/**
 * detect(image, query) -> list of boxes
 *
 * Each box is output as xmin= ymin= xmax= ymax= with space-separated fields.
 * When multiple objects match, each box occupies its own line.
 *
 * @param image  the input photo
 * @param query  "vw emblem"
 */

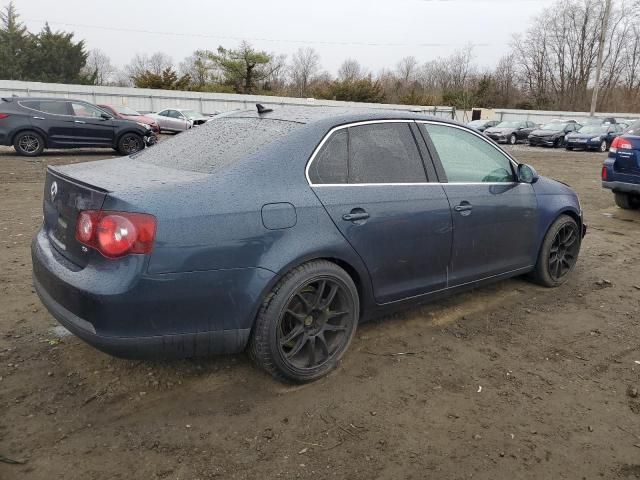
xmin=50 ymin=181 xmax=58 ymax=202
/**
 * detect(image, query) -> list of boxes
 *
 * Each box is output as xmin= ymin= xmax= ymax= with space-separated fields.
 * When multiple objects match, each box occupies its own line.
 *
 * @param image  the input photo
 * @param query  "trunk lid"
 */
xmin=44 ymin=168 xmax=108 ymax=267
xmin=614 ymin=136 xmax=640 ymax=176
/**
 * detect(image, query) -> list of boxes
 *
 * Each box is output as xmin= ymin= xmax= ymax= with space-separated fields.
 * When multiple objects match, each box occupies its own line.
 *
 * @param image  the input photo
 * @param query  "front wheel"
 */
xmin=599 ymin=140 xmax=608 ymax=153
xmin=117 ymin=133 xmax=144 ymax=156
xmin=530 ymin=215 xmax=581 ymax=287
xmin=509 ymin=134 xmax=517 ymax=145
xmin=13 ymin=131 xmax=45 ymax=157
xmin=614 ymin=192 xmax=640 ymax=210
xmin=248 ymin=260 xmax=359 ymax=383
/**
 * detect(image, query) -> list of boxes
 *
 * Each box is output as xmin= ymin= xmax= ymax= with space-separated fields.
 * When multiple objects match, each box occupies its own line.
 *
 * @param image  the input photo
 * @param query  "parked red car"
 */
xmin=98 ymin=104 xmax=160 ymax=134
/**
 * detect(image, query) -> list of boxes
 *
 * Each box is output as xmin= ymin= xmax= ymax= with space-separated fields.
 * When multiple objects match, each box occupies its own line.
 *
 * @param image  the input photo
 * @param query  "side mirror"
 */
xmin=518 ymin=164 xmax=539 ymax=184
xmin=100 ymin=113 xmax=111 ymax=120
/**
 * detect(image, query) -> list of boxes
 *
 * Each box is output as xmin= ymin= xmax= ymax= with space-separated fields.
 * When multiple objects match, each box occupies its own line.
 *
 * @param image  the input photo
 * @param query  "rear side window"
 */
xmin=348 ymin=123 xmax=426 ymax=184
xmin=135 ymin=117 xmax=301 ymax=173
xmin=423 ymin=124 xmax=514 ymax=183
xmin=20 ymin=100 xmax=70 ymax=116
xmin=309 ymin=130 xmax=348 ymax=184
xmin=626 ymin=120 xmax=640 ymax=135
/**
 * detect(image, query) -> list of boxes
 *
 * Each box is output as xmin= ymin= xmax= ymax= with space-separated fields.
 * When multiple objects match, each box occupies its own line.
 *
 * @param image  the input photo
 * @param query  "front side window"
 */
xmin=309 ymin=129 xmax=348 ymax=184
xmin=71 ymin=102 xmax=105 ymax=118
xmin=348 ymin=123 xmax=426 ymax=184
xmin=423 ymin=124 xmax=514 ymax=183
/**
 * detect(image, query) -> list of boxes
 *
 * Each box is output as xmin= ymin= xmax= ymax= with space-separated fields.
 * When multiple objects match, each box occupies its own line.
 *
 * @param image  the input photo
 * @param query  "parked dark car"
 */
xmin=528 ymin=121 xmax=581 ymax=148
xmin=566 ymin=123 xmax=623 ymax=152
xmin=32 ymin=107 xmax=585 ymax=382
xmin=467 ymin=119 xmax=499 ymax=132
xmin=98 ymin=104 xmax=160 ymax=135
xmin=484 ymin=120 xmax=537 ymax=144
xmin=602 ymin=119 xmax=640 ymax=209
xmin=0 ymin=97 xmax=155 ymax=157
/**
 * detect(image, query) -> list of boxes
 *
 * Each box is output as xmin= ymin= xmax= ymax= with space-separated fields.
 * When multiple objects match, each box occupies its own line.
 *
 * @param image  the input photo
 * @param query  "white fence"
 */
xmin=493 ymin=108 xmax=640 ymax=124
xmin=0 ymin=80 xmax=455 ymax=118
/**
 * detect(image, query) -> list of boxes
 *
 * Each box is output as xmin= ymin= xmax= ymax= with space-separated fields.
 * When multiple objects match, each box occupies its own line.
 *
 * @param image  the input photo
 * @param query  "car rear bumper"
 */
xmin=602 ymin=180 xmax=640 ymax=194
xmin=32 ymin=228 xmax=274 ymax=358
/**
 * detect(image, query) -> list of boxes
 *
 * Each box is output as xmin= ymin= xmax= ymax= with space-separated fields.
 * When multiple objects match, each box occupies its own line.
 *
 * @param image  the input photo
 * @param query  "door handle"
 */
xmin=32 ymin=116 xmax=45 ymax=120
xmin=342 ymin=212 xmax=370 ymax=222
xmin=454 ymin=203 xmax=473 ymax=213
xmin=74 ymin=120 xmax=86 ymax=124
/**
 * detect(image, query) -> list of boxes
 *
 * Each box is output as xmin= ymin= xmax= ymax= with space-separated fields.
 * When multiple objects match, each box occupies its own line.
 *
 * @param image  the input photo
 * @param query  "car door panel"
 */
xmin=308 ymin=121 xmax=452 ymax=304
xmin=19 ymin=100 xmax=77 ymax=147
xmin=314 ymin=185 xmax=452 ymax=303
xmin=442 ymin=183 xmax=537 ymax=284
xmin=420 ymin=122 xmax=538 ymax=286
xmin=70 ymin=102 xmax=116 ymax=146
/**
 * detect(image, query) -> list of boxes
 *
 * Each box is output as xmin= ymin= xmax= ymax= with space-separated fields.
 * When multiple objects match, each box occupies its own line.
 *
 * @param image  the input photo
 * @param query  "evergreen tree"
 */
xmin=0 ymin=2 xmax=30 ymax=80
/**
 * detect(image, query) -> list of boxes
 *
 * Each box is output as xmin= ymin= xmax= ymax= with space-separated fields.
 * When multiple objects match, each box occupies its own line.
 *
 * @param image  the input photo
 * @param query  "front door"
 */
xmin=309 ymin=121 xmax=452 ymax=304
xmin=419 ymin=122 xmax=538 ymax=286
xmin=70 ymin=102 xmax=115 ymax=146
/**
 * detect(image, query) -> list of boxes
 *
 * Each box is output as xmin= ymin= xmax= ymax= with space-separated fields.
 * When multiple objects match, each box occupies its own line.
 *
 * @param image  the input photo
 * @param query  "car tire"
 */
xmin=13 ymin=130 xmax=45 ymax=157
xmin=599 ymin=140 xmax=608 ymax=153
xmin=248 ymin=260 xmax=359 ymax=383
xmin=509 ymin=134 xmax=517 ymax=145
xmin=530 ymin=214 xmax=581 ymax=288
xmin=116 ymin=133 xmax=144 ymax=156
xmin=614 ymin=192 xmax=640 ymax=210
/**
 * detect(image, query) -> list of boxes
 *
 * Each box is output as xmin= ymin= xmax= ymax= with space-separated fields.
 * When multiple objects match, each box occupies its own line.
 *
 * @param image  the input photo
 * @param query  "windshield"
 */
xmin=135 ymin=117 xmax=301 ymax=173
xmin=114 ymin=105 xmax=142 ymax=116
xmin=495 ymin=121 xmax=520 ymax=128
xmin=182 ymin=110 xmax=203 ymax=119
xmin=578 ymin=125 xmax=606 ymax=134
xmin=541 ymin=123 xmax=568 ymax=130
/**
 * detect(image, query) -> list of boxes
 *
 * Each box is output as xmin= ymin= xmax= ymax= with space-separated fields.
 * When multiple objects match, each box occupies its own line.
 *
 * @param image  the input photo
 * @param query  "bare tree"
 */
xmin=338 ymin=58 xmax=365 ymax=82
xmin=395 ymin=56 xmax=419 ymax=84
xmin=126 ymin=52 xmax=173 ymax=79
xmin=81 ymin=49 xmax=115 ymax=85
xmin=290 ymin=47 xmax=320 ymax=97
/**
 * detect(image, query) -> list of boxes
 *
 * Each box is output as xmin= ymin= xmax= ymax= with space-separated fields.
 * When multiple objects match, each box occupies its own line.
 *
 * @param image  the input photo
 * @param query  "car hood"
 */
xmin=121 ymin=114 xmax=157 ymax=125
xmin=485 ymin=128 xmax=513 ymax=134
xmin=567 ymin=132 xmax=602 ymax=140
xmin=530 ymin=129 xmax=562 ymax=136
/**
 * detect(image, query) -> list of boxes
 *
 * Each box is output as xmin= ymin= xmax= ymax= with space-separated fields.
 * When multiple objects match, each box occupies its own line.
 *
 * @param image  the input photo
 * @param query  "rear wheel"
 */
xmin=248 ymin=260 xmax=359 ymax=383
xmin=614 ymin=192 xmax=640 ymax=210
xmin=530 ymin=215 xmax=581 ymax=287
xmin=116 ymin=133 xmax=144 ymax=156
xmin=13 ymin=131 xmax=45 ymax=157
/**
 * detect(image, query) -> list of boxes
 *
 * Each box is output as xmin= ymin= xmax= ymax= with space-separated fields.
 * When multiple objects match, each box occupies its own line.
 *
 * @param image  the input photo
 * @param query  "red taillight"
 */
xmin=0 ymin=113 xmax=9 ymax=120
xmin=601 ymin=165 xmax=608 ymax=181
xmin=75 ymin=210 xmax=157 ymax=259
xmin=610 ymin=136 xmax=632 ymax=153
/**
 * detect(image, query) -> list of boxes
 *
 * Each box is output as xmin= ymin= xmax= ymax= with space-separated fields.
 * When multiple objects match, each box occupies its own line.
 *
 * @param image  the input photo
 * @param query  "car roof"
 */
xmin=3 ymin=97 xmax=91 ymax=102
xmin=223 ymin=105 xmax=460 ymax=129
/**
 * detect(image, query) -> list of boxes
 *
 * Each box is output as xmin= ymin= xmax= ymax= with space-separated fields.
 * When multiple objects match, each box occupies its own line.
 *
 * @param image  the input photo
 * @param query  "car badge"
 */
xmin=50 ymin=181 xmax=58 ymax=202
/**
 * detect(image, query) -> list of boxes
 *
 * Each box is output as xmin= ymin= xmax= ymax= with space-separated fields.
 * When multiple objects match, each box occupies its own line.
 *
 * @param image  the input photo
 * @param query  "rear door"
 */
xmin=309 ymin=121 xmax=452 ymax=304
xmin=19 ymin=100 xmax=77 ymax=147
xmin=70 ymin=102 xmax=115 ymax=146
xmin=419 ymin=122 xmax=538 ymax=285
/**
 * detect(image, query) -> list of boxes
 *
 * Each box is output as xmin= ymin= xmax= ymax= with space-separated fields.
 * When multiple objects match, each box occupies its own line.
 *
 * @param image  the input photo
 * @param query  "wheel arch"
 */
xmin=10 ymin=127 xmax=48 ymax=147
xmin=114 ymin=128 xmax=145 ymax=147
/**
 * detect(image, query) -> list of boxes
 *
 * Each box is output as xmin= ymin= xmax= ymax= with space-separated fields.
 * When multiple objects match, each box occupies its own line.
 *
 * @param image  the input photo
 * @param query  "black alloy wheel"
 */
xmin=117 ymin=133 xmax=144 ymax=155
xmin=278 ymin=278 xmax=352 ymax=371
xmin=548 ymin=223 xmax=580 ymax=281
xmin=14 ymin=131 xmax=45 ymax=157
xmin=249 ymin=260 xmax=359 ymax=383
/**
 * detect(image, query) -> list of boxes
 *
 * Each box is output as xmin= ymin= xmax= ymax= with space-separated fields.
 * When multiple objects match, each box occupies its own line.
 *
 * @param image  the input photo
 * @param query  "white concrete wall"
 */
xmin=494 ymin=109 xmax=640 ymax=124
xmin=0 ymin=80 xmax=455 ymax=118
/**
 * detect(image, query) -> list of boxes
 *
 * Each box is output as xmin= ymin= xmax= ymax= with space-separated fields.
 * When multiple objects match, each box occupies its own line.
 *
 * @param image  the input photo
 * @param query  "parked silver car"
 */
xmin=147 ymin=108 xmax=216 ymax=133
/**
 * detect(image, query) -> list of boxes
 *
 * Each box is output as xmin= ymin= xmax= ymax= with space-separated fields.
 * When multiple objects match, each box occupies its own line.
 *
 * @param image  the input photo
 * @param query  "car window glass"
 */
xmin=423 ymin=124 xmax=514 ymax=183
xmin=21 ymin=100 xmax=69 ymax=115
xmin=71 ymin=102 xmax=105 ymax=118
xmin=348 ymin=123 xmax=426 ymax=184
xmin=309 ymin=130 xmax=348 ymax=184
xmin=158 ymin=110 xmax=169 ymax=117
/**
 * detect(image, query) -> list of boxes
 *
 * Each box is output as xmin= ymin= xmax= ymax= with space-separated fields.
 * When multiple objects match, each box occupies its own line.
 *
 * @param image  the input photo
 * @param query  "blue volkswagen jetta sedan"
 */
xmin=32 ymin=106 xmax=585 ymax=382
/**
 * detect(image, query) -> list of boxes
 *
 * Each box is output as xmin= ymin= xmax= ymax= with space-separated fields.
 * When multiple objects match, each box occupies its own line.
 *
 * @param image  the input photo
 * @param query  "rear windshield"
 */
xmin=134 ymin=117 xmax=301 ymax=173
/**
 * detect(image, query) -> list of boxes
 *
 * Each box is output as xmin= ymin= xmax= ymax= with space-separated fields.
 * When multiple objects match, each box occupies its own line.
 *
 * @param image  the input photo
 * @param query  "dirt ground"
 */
xmin=1 ymin=141 xmax=639 ymax=480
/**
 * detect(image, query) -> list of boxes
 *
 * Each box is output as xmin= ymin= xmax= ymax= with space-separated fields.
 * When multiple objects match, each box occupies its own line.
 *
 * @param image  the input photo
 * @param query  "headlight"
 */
xmin=136 ymin=122 xmax=151 ymax=130
xmin=590 ymin=137 xmax=600 ymax=142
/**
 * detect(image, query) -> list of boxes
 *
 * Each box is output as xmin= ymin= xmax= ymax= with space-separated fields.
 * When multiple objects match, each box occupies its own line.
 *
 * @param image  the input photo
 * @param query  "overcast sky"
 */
xmin=11 ymin=0 xmax=558 ymax=74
